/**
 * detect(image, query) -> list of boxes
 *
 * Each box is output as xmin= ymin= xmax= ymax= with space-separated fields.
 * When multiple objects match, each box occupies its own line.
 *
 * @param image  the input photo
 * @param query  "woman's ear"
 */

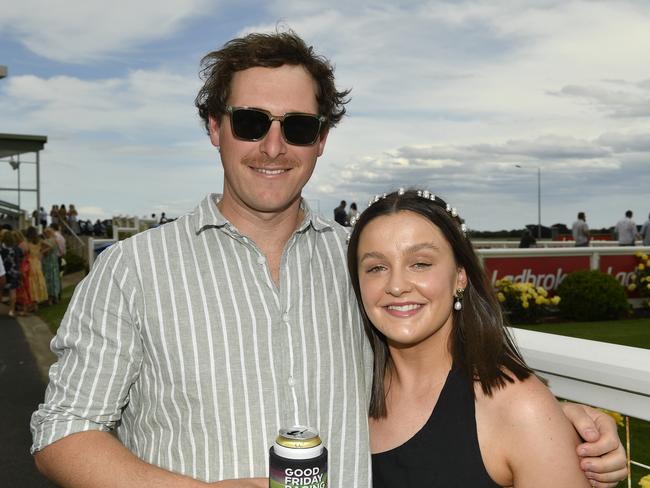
xmin=456 ymin=267 xmax=468 ymax=290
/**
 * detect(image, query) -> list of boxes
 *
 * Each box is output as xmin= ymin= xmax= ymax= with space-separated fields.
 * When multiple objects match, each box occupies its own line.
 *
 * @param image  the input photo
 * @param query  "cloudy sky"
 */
xmin=1 ymin=0 xmax=649 ymax=231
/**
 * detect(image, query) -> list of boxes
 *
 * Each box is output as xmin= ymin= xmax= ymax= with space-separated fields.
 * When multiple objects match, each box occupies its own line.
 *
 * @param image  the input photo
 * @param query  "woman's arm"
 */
xmin=478 ymin=375 xmax=591 ymax=488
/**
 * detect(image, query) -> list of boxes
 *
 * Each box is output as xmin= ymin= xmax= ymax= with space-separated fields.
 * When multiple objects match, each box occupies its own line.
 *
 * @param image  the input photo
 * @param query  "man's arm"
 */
xmin=561 ymin=402 xmax=628 ymax=488
xmin=34 ymin=431 xmax=267 ymax=488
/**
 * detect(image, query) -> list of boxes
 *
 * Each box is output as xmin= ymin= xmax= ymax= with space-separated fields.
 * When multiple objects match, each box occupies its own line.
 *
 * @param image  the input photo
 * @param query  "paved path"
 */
xmin=0 ymin=313 xmax=56 ymax=487
xmin=0 ymin=272 xmax=84 ymax=487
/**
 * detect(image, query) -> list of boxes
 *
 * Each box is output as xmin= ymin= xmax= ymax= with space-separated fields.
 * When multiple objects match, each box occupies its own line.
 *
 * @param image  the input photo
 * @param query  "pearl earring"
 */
xmin=454 ymin=288 xmax=464 ymax=311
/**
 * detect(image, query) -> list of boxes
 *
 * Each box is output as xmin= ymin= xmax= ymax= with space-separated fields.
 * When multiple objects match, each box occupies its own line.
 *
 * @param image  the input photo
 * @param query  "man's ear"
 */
xmin=208 ymin=115 xmax=221 ymax=148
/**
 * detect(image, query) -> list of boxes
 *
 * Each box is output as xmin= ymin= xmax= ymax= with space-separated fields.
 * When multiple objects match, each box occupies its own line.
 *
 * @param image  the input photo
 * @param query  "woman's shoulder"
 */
xmin=475 ymin=372 xmax=590 ymax=487
xmin=477 ymin=372 xmax=557 ymax=420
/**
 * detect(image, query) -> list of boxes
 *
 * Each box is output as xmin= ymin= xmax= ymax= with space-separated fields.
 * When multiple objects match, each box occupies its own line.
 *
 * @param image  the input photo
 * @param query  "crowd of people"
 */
xmin=0 ymin=223 xmax=65 ymax=317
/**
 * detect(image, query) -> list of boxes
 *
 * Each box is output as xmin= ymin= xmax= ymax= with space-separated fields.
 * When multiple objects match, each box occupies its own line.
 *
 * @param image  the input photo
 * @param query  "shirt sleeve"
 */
xmin=30 ymin=242 xmax=143 ymax=453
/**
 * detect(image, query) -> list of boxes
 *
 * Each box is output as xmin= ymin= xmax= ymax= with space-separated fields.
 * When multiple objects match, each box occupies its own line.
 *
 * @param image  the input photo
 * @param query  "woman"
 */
xmin=0 ymin=230 xmax=23 ymax=317
xmin=68 ymin=204 xmax=80 ymax=234
xmin=347 ymin=189 xmax=591 ymax=487
xmin=49 ymin=205 xmax=59 ymax=226
xmin=41 ymin=228 xmax=61 ymax=304
xmin=14 ymin=230 xmax=33 ymax=314
xmin=24 ymin=226 xmax=49 ymax=308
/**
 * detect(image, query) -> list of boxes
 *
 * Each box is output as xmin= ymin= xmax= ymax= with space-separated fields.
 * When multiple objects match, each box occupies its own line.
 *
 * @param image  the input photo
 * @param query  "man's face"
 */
xmin=208 ymin=65 xmax=328 ymax=217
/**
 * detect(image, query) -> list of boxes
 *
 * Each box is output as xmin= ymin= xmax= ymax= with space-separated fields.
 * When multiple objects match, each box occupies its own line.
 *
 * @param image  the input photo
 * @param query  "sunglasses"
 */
xmin=226 ymin=106 xmax=326 ymax=146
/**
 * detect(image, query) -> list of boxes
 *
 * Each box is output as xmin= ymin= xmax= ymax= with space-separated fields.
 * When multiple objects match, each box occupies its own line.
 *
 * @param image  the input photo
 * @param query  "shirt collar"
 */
xmin=191 ymin=194 xmax=333 ymax=235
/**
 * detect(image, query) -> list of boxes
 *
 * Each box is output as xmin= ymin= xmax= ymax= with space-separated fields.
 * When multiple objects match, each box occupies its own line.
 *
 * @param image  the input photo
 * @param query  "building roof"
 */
xmin=0 ymin=133 xmax=48 ymax=158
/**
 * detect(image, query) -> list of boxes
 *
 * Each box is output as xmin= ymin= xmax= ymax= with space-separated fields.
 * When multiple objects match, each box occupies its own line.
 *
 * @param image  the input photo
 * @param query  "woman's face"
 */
xmin=356 ymin=210 xmax=466 ymax=349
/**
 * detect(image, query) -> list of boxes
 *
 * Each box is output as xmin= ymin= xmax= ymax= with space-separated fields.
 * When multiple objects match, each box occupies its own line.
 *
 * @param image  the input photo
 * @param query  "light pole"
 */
xmin=515 ymin=164 xmax=542 ymax=239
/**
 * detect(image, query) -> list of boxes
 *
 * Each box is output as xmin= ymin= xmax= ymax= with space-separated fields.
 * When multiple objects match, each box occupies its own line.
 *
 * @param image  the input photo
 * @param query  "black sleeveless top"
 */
xmin=372 ymin=367 xmax=501 ymax=487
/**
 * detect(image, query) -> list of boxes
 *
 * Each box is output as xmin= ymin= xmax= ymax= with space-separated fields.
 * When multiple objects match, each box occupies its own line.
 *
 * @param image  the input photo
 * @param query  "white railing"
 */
xmin=473 ymin=239 xmax=642 ymax=249
xmin=508 ymin=328 xmax=650 ymax=422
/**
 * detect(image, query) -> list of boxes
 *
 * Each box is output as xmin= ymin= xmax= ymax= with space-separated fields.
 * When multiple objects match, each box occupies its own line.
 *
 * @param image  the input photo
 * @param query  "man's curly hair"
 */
xmin=195 ymin=30 xmax=351 ymax=134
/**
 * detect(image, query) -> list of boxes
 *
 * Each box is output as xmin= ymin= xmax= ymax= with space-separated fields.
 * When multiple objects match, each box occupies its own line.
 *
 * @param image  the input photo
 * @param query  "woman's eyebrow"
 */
xmin=359 ymin=251 xmax=385 ymax=263
xmin=404 ymin=242 xmax=440 ymax=254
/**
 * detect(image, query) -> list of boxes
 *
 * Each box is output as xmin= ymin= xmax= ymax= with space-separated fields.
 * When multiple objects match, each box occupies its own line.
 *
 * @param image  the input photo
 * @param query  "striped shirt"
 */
xmin=31 ymin=194 xmax=373 ymax=486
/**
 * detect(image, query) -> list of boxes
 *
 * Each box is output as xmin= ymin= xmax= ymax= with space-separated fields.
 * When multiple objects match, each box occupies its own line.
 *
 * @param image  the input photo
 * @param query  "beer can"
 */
xmin=269 ymin=426 xmax=328 ymax=488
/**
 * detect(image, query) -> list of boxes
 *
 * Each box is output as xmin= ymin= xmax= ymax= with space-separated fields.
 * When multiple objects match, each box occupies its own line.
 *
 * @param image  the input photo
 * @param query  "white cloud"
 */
xmin=0 ymin=0 xmax=215 ymax=63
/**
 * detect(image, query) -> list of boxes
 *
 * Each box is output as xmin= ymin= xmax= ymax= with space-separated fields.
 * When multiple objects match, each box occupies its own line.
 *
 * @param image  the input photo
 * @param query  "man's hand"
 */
xmin=561 ymin=402 xmax=628 ymax=488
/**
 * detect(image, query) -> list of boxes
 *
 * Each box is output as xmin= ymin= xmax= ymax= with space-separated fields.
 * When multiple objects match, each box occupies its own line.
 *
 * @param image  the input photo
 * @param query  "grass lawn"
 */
xmin=37 ymin=284 xmax=76 ymax=335
xmin=512 ymin=318 xmax=650 ymax=349
xmin=511 ymin=319 xmax=650 ymax=487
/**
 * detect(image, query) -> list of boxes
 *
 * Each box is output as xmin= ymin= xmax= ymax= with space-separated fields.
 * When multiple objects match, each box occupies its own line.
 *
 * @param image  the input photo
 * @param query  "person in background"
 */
xmin=31 ymin=30 xmax=627 ymax=488
xmin=39 ymin=207 xmax=48 ymax=229
xmin=49 ymin=205 xmax=59 ymax=226
xmin=347 ymin=202 xmax=359 ymax=226
xmin=518 ymin=228 xmax=537 ymax=248
xmin=334 ymin=200 xmax=348 ymax=226
xmin=67 ymin=204 xmax=80 ymax=234
xmin=49 ymin=223 xmax=66 ymax=271
xmin=14 ymin=230 xmax=33 ymax=315
xmin=24 ymin=226 xmax=48 ymax=310
xmin=41 ymin=228 xmax=61 ymax=305
xmin=0 ymin=229 xmax=21 ymax=316
xmin=572 ymin=212 xmax=591 ymax=247
xmin=615 ymin=210 xmax=638 ymax=246
xmin=58 ymin=205 xmax=68 ymax=233
xmin=640 ymin=212 xmax=650 ymax=247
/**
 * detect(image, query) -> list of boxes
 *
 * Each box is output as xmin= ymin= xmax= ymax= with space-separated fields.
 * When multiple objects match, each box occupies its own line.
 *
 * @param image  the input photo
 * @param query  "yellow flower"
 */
xmin=643 ymin=253 xmax=649 ymax=260
xmin=551 ymin=296 xmax=561 ymax=305
xmin=598 ymin=409 xmax=624 ymax=427
xmin=628 ymin=283 xmax=637 ymax=291
xmin=630 ymin=274 xmax=637 ymax=281
xmin=497 ymin=292 xmax=505 ymax=303
xmin=640 ymin=263 xmax=646 ymax=271
xmin=535 ymin=296 xmax=546 ymax=305
xmin=638 ymin=474 xmax=650 ymax=488
xmin=522 ymin=300 xmax=529 ymax=309
xmin=647 ymin=283 xmax=650 ymax=290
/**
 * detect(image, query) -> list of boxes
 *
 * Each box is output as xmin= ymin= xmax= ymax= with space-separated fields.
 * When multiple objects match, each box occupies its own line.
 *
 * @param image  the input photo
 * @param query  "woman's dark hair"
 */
xmin=195 ymin=29 xmax=350 ymax=134
xmin=347 ymin=189 xmax=533 ymax=418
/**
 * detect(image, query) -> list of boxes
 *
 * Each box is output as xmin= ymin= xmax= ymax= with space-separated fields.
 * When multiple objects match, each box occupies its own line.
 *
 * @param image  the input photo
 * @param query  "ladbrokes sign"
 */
xmin=483 ymin=253 xmax=638 ymax=292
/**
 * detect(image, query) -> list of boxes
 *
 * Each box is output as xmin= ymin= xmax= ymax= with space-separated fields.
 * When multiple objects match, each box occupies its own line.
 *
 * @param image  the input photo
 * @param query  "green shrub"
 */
xmin=62 ymin=251 xmax=88 ymax=275
xmin=557 ymin=270 xmax=629 ymax=321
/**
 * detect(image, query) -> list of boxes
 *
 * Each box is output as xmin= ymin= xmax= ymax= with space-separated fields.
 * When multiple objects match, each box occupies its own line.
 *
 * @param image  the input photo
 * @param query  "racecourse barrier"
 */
xmin=509 ymin=328 xmax=650 ymax=422
xmin=478 ymin=245 xmax=650 ymax=307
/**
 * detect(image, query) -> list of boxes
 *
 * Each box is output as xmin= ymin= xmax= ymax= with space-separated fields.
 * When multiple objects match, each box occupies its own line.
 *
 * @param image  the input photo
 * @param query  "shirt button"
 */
xmin=288 ymin=376 xmax=295 ymax=387
xmin=257 ymin=256 xmax=265 ymax=265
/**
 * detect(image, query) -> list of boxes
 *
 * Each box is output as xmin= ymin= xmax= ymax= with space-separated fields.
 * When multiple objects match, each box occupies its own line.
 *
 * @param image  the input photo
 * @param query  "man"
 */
xmin=572 ymin=212 xmax=591 ymax=247
xmin=615 ymin=210 xmax=638 ymax=246
xmin=31 ymin=31 xmax=627 ymax=488
xmin=640 ymin=212 xmax=650 ymax=247
xmin=333 ymin=200 xmax=347 ymax=226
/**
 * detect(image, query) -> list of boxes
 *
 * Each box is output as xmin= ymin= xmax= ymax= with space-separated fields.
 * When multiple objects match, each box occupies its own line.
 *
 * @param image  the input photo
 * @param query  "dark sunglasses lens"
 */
xmin=283 ymin=114 xmax=321 ymax=145
xmin=232 ymin=109 xmax=270 ymax=140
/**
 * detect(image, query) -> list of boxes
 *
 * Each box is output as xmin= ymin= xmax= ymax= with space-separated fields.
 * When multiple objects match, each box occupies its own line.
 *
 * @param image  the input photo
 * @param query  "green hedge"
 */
xmin=557 ymin=270 xmax=629 ymax=321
